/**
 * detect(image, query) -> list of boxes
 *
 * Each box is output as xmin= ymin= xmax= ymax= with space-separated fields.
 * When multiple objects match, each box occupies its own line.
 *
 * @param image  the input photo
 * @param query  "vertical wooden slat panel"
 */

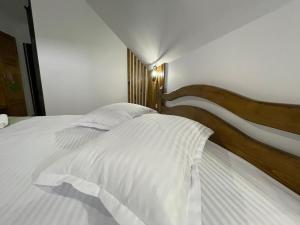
xmin=137 ymin=61 xmax=140 ymax=104
xmin=130 ymin=52 xmax=134 ymax=103
xmin=128 ymin=51 xmax=130 ymax=103
xmin=131 ymin=52 xmax=134 ymax=103
xmin=140 ymin=65 xmax=143 ymax=105
xmin=130 ymin=53 xmax=132 ymax=103
xmin=132 ymin=53 xmax=135 ymax=103
xmin=138 ymin=61 xmax=142 ymax=104
xmin=133 ymin=56 xmax=137 ymax=103
xmin=143 ymin=66 xmax=146 ymax=106
xmin=145 ymin=67 xmax=148 ymax=106
xmin=127 ymin=49 xmax=130 ymax=103
xmin=134 ymin=56 xmax=138 ymax=104
xmin=140 ymin=62 xmax=143 ymax=105
xmin=132 ymin=54 xmax=135 ymax=103
xmin=129 ymin=49 xmax=133 ymax=103
xmin=127 ymin=49 xmax=155 ymax=106
xmin=146 ymin=68 xmax=150 ymax=107
xmin=135 ymin=58 xmax=139 ymax=104
xmin=128 ymin=50 xmax=131 ymax=103
xmin=141 ymin=65 xmax=145 ymax=106
xmin=137 ymin=59 xmax=140 ymax=104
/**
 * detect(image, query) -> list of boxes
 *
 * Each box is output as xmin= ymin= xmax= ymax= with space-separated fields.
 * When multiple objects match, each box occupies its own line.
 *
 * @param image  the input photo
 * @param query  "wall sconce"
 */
xmin=152 ymin=65 xmax=159 ymax=81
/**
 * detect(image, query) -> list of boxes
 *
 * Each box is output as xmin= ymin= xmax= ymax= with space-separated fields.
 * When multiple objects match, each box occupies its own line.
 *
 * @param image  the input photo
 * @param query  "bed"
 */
xmin=0 ymin=85 xmax=300 ymax=225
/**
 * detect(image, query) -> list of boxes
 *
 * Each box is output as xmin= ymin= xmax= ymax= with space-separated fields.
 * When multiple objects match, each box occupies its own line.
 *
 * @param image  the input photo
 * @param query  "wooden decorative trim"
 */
xmin=163 ymin=85 xmax=300 ymax=135
xmin=162 ymin=105 xmax=300 ymax=195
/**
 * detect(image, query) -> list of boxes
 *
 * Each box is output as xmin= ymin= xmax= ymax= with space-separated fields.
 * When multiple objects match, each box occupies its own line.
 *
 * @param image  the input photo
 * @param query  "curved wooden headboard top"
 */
xmin=163 ymin=85 xmax=300 ymax=135
xmin=160 ymin=85 xmax=300 ymax=195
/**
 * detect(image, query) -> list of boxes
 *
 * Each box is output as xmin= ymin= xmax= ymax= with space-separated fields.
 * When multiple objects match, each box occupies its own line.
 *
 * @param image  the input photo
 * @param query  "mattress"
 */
xmin=0 ymin=116 xmax=299 ymax=225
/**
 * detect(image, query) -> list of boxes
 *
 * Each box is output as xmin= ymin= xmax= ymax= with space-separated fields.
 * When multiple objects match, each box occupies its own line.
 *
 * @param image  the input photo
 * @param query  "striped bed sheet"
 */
xmin=0 ymin=116 xmax=299 ymax=225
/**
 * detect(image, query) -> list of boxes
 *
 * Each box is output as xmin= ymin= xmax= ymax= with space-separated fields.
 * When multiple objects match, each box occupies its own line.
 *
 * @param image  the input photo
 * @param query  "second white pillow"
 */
xmin=73 ymin=103 xmax=156 ymax=130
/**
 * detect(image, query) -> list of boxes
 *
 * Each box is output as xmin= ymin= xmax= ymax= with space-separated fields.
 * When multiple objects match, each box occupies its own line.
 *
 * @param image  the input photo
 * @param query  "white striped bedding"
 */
xmin=0 ymin=116 xmax=299 ymax=225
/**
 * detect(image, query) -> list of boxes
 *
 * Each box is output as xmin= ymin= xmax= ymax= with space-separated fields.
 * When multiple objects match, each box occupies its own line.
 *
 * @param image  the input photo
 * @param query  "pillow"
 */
xmin=34 ymin=114 xmax=213 ymax=225
xmin=101 ymin=103 xmax=157 ymax=118
xmin=73 ymin=103 xmax=156 ymax=130
xmin=72 ymin=108 xmax=132 ymax=130
xmin=0 ymin=114 xmax=8 ymax=128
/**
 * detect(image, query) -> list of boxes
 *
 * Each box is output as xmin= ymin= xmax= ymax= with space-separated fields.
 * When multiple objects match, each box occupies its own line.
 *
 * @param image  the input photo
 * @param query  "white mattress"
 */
xmin=0 ymin=116 xmax=299 ymax=225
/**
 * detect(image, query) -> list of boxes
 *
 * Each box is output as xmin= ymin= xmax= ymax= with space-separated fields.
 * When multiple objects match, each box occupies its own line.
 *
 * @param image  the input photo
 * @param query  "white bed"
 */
xmin=0 ymin=116 xmax=299 ymax=225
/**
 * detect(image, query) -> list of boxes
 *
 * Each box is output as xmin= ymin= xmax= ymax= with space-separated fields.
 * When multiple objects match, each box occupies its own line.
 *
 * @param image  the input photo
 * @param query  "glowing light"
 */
xmin=152 ymin=65 xmax=159 ymax=81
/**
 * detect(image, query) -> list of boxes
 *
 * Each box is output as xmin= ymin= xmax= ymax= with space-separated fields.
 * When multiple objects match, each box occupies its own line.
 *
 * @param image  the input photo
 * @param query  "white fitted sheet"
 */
xmin=0 ymin=116 xmax=299 ymax=225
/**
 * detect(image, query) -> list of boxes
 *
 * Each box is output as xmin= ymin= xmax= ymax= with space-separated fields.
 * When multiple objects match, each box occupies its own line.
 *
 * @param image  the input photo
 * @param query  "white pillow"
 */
xmin=73 ymin=103 xmax=156 ymax=130
xmin=34 ymin=114 xmax=213 ymax=225
xmin=73 ymin=108 xmax=132 ymax=130
xmin=0 ymin=114 xmax=8 ymax=128
xmin=102 ymin=103 xmax=157 ymax=118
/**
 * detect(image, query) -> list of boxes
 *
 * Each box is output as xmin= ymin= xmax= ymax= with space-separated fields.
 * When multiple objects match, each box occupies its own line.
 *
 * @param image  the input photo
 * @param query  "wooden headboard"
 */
xmin=159 ymin=85 xmax=300 ymax=195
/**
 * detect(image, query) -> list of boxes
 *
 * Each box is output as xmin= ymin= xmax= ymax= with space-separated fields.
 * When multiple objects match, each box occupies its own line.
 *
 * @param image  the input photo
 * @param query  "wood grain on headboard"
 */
xmin=163 ymin=85 xmax=300 ymax=135
xmin=161 ymin=85 xmax=300 ymax=195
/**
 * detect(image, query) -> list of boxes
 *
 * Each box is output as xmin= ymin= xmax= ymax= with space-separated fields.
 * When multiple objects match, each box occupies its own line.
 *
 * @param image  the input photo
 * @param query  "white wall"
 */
xmin=31 ymin=0 xmax=127 ymax=115
xmin=167 ymin=0 xmax=300 ymax=156
xmin=0 ymin=13 xmax=34 ymax=115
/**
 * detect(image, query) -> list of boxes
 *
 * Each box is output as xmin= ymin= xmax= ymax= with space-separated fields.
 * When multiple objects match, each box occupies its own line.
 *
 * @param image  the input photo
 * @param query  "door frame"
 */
xmin=25 ymin=0 xmax=46 ymax=116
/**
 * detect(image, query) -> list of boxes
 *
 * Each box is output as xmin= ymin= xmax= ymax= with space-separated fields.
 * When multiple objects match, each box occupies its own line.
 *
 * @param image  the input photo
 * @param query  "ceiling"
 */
xmin=87 ymin=0 xmax=291 ymax=65
xmin=0 ymin=0 xmax=28 ymax=24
